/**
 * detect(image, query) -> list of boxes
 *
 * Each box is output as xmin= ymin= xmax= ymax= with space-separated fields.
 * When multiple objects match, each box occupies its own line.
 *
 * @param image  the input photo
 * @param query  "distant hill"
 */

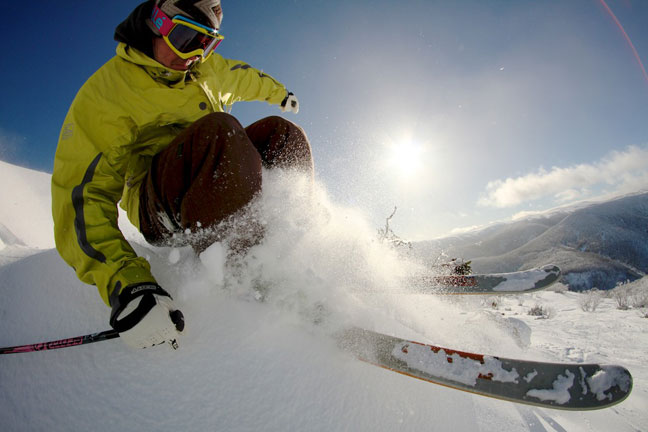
xmin=412 ymin=193 xmax=648 ymax=291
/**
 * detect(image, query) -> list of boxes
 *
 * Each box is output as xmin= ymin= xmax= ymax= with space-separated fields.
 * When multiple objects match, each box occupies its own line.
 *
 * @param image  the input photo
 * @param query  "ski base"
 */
xmin=408 ymin=264 xmax=562 ymax=295
xmin=337 ymin=327 xmax=632 ymax=411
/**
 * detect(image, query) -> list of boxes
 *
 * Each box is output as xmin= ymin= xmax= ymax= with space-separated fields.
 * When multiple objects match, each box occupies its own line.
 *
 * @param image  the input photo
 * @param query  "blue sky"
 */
xmin=2 ymin=0 xmax=648 ymax=240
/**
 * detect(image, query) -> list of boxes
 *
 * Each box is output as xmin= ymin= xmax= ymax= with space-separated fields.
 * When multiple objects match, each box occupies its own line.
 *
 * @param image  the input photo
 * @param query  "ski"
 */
xmin=407 ymin=264 xmax=561 ymax=295
xmin=336 ymin=327 xmax=632 ymax=410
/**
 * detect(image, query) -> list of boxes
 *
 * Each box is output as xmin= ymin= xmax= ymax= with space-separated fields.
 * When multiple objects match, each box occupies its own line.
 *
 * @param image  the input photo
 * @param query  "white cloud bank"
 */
xmin=478 ymin=145 xmax=648 ymax=208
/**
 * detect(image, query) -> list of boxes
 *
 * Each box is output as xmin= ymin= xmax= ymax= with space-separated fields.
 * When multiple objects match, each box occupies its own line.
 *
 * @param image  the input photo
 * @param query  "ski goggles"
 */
xmin=151 ymin=5 xmax=224 ymax=61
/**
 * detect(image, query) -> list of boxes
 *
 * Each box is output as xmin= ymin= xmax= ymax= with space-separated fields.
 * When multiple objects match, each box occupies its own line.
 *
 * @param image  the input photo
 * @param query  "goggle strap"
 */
xmin=151 ymin=5 xmax=175 ymax=36
xmin=205 ymin=37 xmax=222 ymax=53
xmin=174 ymin=15 xmax=219 ymax=36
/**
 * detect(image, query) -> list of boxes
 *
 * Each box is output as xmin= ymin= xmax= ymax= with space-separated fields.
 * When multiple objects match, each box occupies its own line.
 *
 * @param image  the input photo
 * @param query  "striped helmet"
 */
xmin=155 ymin=0 xmax=223 ymax=30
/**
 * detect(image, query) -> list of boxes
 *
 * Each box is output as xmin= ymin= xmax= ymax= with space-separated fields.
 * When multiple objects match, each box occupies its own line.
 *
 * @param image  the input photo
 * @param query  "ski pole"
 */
xmin=0 ymin=329 xmax=119 ymax=355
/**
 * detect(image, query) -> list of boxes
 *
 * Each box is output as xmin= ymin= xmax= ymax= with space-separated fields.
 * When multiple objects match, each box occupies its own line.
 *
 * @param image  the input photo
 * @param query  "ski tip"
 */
xmin=587 ymin=365 xmax=634 ymax=409
xmin=532 ymin=264 xmax=561 ymax=290
xmin=542 ymin=264 xmax=561 ymax=275
xmin=524 ymin=364 xmax=633 ymax=411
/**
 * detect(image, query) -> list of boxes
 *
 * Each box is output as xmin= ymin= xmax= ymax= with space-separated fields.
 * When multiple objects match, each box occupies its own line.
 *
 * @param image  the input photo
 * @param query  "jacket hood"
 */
xmin=114 ymin=1 xmax=156 ymax=59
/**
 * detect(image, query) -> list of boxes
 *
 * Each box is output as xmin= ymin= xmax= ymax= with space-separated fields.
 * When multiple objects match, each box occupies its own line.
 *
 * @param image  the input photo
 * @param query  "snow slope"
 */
xmin=0 ymin=159 xmax=53 ymax=249
xmin=0 ymin=162 xmax=646 ymax=431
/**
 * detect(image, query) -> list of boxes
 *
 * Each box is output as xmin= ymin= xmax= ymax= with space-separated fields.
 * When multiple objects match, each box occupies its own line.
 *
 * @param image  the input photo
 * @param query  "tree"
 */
xmin=377 ymin=207 xmax=412 ymax=249
xmin=376 ymin=207 xmax=471 ymax=275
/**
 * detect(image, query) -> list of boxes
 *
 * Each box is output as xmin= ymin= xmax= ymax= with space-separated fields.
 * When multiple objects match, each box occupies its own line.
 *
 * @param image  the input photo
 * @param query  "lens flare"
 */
xmin=599 ymin=0 xmax=648 ymax=85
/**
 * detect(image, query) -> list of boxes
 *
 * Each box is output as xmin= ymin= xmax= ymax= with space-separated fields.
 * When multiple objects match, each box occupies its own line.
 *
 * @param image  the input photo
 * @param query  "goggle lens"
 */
xmin=168 ymin=25 xmax=217 ymax=54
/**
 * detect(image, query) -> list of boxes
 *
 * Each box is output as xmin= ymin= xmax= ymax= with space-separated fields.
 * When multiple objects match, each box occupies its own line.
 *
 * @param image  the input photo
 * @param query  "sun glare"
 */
xmin=385 ymin=137 xmax=425 ymax=179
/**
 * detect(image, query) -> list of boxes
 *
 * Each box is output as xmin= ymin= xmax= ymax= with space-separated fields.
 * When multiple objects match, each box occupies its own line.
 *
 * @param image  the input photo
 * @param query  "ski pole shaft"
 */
xmin=0 ymin=329 xmax=119 ymax=355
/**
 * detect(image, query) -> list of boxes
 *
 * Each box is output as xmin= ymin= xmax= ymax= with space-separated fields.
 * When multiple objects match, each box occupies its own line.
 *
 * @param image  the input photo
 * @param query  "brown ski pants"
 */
xmin=139 ymin=113 xmax=313 ymax=251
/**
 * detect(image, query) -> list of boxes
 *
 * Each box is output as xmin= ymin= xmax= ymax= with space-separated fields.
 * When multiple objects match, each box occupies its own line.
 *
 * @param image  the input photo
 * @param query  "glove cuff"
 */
xmin=109 ymin=283 xmax=172 ymax=333
xmin=281 ymin=92 xmax=295 ymax=108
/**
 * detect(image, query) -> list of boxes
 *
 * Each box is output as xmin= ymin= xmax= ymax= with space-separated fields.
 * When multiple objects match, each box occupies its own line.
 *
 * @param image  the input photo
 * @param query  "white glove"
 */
xmin=280 ymin=92 xmax=299 ymax=114
xmin=109 ymin=284 xmax=184 ymax=350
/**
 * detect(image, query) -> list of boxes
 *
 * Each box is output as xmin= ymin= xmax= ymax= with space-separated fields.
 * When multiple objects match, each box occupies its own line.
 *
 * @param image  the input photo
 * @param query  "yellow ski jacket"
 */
xmin=52 ymin=43 xmax=288 ymax=305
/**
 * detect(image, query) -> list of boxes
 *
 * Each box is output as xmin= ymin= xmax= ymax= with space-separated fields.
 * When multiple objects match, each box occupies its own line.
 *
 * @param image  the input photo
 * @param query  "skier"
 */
xmin=51 ymin=0 xmax=313 ymax=350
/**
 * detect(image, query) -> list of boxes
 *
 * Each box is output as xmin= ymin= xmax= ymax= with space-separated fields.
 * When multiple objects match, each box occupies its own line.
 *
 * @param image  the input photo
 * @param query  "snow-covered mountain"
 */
xmin=413 ymin=193 xmax=648 ymax=291
xmin=0 ymin=161 xmax=646 ymax=431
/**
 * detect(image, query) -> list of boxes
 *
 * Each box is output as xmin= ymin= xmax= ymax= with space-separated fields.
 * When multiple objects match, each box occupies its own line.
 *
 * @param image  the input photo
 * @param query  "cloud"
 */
xmin=478 ymin=145 xmax=648 ymax=208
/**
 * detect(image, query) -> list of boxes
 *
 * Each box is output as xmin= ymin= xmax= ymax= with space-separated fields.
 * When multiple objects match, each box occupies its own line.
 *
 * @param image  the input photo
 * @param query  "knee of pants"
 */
xmin=178 ymin=112 xmax=250 ymax=160
xmin=261 ymin=115 xmax=306 ymax=136
xmin=194 ymin=112 xmax=244 ymax=133
xmin=246 ymin=116 xmax=312 ymax=169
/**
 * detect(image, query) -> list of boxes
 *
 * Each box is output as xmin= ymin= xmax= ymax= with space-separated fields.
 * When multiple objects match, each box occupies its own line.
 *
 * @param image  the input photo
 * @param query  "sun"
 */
xmin=385 ymin=136 xmax=425 ymax=179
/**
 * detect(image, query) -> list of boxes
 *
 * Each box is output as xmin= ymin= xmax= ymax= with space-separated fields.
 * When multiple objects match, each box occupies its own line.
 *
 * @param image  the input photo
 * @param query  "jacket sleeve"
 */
xmin=52 ymin=79 xmax=156 ymax=307
xmin=208 ymin=55 xmax=289 ymax=108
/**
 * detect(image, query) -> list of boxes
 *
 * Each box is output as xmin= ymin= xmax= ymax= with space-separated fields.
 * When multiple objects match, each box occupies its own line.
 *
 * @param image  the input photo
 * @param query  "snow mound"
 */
xmin=0 ymin=160 xmax=53 ymax=249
